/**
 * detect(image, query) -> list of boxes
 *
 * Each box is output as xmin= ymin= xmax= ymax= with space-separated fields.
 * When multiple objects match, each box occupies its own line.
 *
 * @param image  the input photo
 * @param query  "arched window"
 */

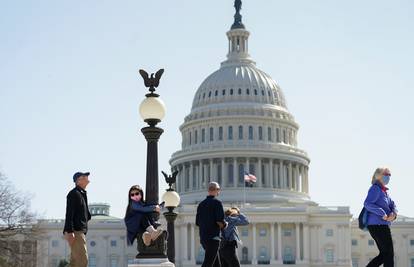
xmin=195 ymin=130 xmax=198 ymax=144
xmin=261 ymin=164 xmax=266 ymax=185
xmin=238 ymin=126 xmax=243 ymax=140
xmin=283 ymin=129 xmax=287 ymax=143
xmin=259 ymin=246 xmax=269 ymax=264
xmin=89 ymin=254 xmax=97 ymax=267
xmin=201 ymin=129 xmax=205 ymax=143
xmin=242 ymin=247 xmax=249 ymax=263
xmin=276 ymin=128 xmax=280 ymax=142
xmin=283 ymin=247 xmax=294 ymax=264
xmin=215 ymin=90 xmax=218 ymax=96
xmin=228 ymin=126 xmax=233 ymax=140
xmin=238 ymin=164 xmax=245 ymax=185
xmin=261 ymin=90 xmax=265 ymax=96
xmin=268 ymin=90 xmax=271 ymax=96
xmin=222 ymin=89 xmax=226 ymax=96
xmin=208 ymin=91 xmax=212 ymax=97
xmin=246 ymin=88 xmax=250 ymax=95
xmin=248 ymin=126 xmax=253 ymax=140
xmin=217 ymin=164 xmax=222 ymax=185
xmin=268 ymin=127 xmax=272 ymax=141
xmin=230 ymin=89 xmax=234 ymax=95
xmin=228 ymin=164 xmax=234 ymax=186
xmin=258 ymin=126 xmax=263 ymax=140
xmin=218 ymin=127 xmax=223 ymax=140
xmin=254 ymin=89 xmax=258 ymax=95
xmin=203 ymin=93 xmax=206 ymax=99
xmin=209 ymin=127 xmax=214 ymax=142
xmin=238 ymin=88 xmax=242 ymax=95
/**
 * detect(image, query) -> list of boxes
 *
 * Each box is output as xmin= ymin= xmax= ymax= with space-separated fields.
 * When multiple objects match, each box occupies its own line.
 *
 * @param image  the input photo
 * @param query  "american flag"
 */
xmin=244 ymin=171 xmax=257 ymax=183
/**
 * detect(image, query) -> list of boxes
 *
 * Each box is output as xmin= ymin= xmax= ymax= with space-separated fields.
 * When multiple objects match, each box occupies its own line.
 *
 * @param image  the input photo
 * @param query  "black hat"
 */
xmin=73 ymin=172 xmax=90 ymax=183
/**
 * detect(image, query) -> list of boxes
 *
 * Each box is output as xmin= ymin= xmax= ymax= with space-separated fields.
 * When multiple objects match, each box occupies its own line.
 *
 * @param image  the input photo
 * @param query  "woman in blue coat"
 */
xmin=364 ymin=167 xmax=397 ymax=267
xmin=124 ymin=185 xmax=164 ymax=246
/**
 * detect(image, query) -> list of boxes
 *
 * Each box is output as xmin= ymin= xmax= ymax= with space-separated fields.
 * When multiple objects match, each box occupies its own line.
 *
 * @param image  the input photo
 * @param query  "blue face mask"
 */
xmin=382 ymin=175 xmax=391 ymax=185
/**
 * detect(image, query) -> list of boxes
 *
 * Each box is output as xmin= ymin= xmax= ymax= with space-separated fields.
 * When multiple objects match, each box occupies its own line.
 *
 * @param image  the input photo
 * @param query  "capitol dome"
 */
xmin=170 ymin=3 xmax=311 ymax=205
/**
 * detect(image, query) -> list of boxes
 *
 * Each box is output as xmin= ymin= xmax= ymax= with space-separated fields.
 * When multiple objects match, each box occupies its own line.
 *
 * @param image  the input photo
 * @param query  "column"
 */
xmin=209 ymin=159 xmax=213 ymax=182
xmin=295 ymin=223 xmax=301 ymax=263
xmin=269 ymin=159 xmax=274 ymax=188
xmin=305 ymin=166 xmax=309 ymax=193
xmin=252 ymin=223 xmax=257 ymax=264
xmin=181 ymin=223 xmax=188 ymax=262
xmin=317 ymin=226 xmax=322 ymax=263
xmin=189 ymin=162 xmax=194 ymax=190
xmin=295 ymin=165 xmax=299 ymax=191
xmin=279 ymin=161 xmax=284 ymax=189
xmin=257 ymin=158 xmax=262 ymax=187
xmin=303 ymin=223 xmax=310 ymax=263
xmin=221 ymin=158 xmax=226 ymax=187
xmin=190 ymin=223 xmax=195 ymax=263
xmin=180 ymin=165 xmax=185 ymax=193
xmin=270 ymin=223 xmax=276 ymax=263
xmin=337 ymin=225 xmax=342 ymax=262
xmin=299 ymin=166 xmax=304 ymax=192
xmin=198 ymin=161 xmax=202 ymax=189
xmin=195 ymin=164 xmax=199 ymax=190
xmin=233 ymin=158 xmax=237 ymax=187
xmin=277 ymin=223 xmax=282 ymax=263
xmin=288 ymin=162 xmax=293 ymax=190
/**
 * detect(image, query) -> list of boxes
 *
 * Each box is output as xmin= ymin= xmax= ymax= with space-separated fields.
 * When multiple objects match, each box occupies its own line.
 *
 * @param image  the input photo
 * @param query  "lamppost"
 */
xmin=161 ymin=171 xmax=180 ymax=263
xmin=133 ymin=68 xmax=172 ymax=266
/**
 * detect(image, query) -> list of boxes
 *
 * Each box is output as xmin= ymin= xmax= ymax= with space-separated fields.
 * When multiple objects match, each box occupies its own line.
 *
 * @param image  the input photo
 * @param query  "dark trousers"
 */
xmin=367 ymin=225 xmax=394 ymax=267
xmin=219 ymin=241 xmax=240 ymax=267
xmin=201 ymin=239 xmax=221 ymax=267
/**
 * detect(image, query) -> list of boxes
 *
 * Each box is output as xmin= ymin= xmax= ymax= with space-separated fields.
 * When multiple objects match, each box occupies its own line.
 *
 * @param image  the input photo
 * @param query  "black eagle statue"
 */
xmin=139 ymin=68 xmax=164 ymax=93
xmin=161 ymin=170 xmax=179 ymax=189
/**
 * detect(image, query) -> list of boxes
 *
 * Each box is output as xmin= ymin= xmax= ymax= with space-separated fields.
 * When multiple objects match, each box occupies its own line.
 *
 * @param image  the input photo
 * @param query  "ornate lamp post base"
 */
xmin=136 ymin=231 xmax=168 ymax=259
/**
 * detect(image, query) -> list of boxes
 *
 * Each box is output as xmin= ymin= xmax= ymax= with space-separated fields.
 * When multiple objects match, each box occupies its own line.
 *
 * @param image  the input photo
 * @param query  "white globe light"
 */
xmin=139 ymin=96 xmax=166 ymax=121
xmin=162 ymin=191 xmax=180 ymax=208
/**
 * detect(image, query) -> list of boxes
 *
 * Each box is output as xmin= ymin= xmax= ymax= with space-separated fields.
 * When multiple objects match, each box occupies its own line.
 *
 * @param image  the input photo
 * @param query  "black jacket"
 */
xmin=196 ymin=195 xmax=225 ymax=243
xmin=63 ymin=186 xmax=91 ymax=234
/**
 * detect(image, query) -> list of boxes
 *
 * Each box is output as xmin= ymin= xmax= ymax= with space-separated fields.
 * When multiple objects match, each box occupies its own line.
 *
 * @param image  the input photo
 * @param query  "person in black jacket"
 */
xmin=196 ymin=182 xmax=227 ymax=267
xmin=63 ymin=172 xmax=91 ymax=267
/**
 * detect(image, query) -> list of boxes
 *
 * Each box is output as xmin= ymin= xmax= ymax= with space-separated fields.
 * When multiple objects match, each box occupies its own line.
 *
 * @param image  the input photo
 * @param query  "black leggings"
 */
xmin=219 ymin=241 xmax=240 ymax=267
xmin=367 ymin=225 xmax=394 ymax=267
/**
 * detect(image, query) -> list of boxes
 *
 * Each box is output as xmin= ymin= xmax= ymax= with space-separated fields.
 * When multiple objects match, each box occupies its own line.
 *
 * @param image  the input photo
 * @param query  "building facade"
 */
xmin=36 ymin=203 xmax=137 ymax=267
xmin=168 ymin=1 xmax=414 ymax=267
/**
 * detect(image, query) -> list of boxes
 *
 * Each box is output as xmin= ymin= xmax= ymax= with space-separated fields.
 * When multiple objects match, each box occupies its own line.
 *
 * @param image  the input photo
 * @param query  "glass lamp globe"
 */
xmin=162 ymin=190 xmax=180 ymax=208
xmin=139 ymin=96 xmax=166 ymax=121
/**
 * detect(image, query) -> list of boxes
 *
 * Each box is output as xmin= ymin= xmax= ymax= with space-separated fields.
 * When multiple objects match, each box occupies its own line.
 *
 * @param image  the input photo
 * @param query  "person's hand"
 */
xmin=65 ymin=232 xmax=75 ymax=246
xmin=382 ymin=215 xmax=388 ymax=221
xmin=154 ymin=205 xmax=161 ymax=213
xmin=387 ymin=213 xmax=396 ymax=221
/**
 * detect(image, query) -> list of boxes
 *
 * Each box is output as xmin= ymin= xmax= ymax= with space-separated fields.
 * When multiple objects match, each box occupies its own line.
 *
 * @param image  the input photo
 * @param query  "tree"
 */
xmin=0 ymin=172 xmax=39 ymax=266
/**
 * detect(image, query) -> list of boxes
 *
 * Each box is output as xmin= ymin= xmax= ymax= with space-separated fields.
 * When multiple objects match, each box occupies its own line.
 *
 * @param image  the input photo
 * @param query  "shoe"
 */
xmin=150 ymin=228 xmax=164 ymax=241
xmin=142 ymin=231 xmax=152 ymax=246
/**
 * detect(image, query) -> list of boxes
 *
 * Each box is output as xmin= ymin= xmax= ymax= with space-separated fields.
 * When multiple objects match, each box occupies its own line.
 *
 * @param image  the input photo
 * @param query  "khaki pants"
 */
xmin=69 ymin=231 xmax=88 ymax=267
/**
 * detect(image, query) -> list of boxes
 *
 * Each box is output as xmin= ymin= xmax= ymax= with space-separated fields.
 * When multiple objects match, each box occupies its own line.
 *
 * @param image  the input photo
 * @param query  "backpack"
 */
xmin=358 ymin=207 xmax=368 ymax=231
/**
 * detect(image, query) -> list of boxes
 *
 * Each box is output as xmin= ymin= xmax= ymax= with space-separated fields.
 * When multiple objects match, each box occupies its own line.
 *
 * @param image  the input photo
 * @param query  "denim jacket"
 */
xmin=221 ymin=213 xmax=249 ymax=244
xmin=364 ymin=182 xmax=397 ymax=226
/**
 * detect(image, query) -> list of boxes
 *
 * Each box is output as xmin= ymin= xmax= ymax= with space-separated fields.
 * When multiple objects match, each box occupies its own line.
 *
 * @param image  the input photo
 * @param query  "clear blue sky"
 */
xmin=1 ymin=0 xmax=413 ymax=219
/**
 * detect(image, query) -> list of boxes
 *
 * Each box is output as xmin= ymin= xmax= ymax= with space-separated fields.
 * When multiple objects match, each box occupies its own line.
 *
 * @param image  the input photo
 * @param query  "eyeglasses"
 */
xmin=130 ymin=192 xmax=140 ymax=197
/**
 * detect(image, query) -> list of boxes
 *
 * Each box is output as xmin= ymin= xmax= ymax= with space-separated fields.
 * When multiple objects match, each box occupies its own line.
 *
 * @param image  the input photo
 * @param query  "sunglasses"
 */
xmin=130 ymin=192 xmax=140 ymax=197
xmin=383 ymin=173 xmax=391 ymax=176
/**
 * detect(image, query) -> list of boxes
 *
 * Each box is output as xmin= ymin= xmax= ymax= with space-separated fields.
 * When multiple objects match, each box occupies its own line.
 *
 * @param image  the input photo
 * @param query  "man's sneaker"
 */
xmin=142 ymin=231 xmax=152 ymax=246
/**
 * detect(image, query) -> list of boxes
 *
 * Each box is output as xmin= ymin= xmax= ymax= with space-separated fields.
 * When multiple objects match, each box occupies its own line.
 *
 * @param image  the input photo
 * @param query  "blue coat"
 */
xmin=364 ymin=182 xmax=397 ymax=226
xmin=124 ymin=201 xmax=155 ymax=245
xmin=221 ymin=213 xmax=249 ymax=244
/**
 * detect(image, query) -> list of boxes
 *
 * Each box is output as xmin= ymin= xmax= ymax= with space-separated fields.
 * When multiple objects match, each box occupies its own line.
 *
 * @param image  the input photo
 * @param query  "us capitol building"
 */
xmin=34 ymin=2 xmax=414 ymax=267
